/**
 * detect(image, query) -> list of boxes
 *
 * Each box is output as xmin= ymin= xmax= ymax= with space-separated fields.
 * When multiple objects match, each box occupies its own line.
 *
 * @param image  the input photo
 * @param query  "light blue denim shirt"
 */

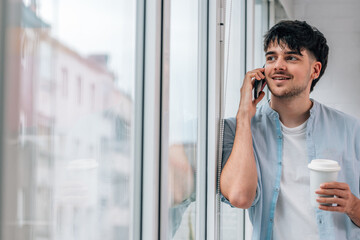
xmin=221 ymin=99 xmax=360 ymax=240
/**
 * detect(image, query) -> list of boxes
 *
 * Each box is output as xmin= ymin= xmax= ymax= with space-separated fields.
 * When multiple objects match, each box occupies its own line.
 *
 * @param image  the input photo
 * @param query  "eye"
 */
xmin=266 ymin=56 xmax=275 ymax=61
xmin=286 ymin=56 xmax=298 ymax=61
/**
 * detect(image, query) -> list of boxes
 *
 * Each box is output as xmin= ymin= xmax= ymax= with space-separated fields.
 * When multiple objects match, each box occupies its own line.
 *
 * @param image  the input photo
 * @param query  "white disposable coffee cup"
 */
xmin=308 ymin=159 xmax=341 ymax=207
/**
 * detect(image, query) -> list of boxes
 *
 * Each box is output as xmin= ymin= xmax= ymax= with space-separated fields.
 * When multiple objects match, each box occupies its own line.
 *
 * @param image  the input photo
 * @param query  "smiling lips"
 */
xmin=271 ymin=74 xmax=292 ymax=81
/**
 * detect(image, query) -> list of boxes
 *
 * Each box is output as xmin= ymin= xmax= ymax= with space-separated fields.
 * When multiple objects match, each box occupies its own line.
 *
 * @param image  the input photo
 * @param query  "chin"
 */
xmin=269 ymin=88 xmax=295 ymax=99
xmin=268 ymin=86 xmax=285 ymax=97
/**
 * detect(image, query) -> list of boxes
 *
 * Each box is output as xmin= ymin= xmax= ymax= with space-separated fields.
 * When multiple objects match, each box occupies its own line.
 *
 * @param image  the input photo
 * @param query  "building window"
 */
xmin=91 ymin=83 xmax=95 ymax=109
xmin=77 ymin=76 xmax=82 ymax=104
xmin=62 ymin=68 xmax=68 ymax=97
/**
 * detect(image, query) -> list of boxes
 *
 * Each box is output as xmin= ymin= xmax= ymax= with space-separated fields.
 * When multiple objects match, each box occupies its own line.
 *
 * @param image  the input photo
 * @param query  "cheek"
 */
xmin=306 ymin=69 xmax=314 ymax=80
xmin=264 ymin=67 xmax=270 ymax=78
xmin=291 ymin=68 xmax=311 ymax=81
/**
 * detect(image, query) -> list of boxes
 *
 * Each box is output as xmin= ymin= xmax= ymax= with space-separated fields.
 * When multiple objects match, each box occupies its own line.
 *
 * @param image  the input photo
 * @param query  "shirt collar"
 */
xmin=263 ymin=98 xmax=319 ymax=120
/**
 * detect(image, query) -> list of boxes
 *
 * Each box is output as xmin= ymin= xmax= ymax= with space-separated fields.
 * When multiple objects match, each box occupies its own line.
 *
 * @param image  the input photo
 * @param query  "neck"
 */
xmin=270 ymin=95 xmax=313 ymax=128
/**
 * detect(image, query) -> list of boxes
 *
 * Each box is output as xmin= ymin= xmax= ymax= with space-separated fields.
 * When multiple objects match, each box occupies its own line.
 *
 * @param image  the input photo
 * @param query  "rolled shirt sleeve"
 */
xmin=220 ymin=118 xmax=261 ymax=208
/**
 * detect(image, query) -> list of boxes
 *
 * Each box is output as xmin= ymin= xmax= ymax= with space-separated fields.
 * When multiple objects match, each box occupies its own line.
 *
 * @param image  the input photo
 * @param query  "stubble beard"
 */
xmin=267 ymin=83 xmax=309 ymax=99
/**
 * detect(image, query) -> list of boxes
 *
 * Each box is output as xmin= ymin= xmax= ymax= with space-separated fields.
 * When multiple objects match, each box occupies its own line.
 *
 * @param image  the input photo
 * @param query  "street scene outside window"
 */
xmin=2 ymin=0 xmax=136 ymax=239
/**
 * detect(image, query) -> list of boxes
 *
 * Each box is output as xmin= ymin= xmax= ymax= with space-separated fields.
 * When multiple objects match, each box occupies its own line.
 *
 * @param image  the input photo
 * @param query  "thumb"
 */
xmin=254 ymin=91 xmax=265 ymax=105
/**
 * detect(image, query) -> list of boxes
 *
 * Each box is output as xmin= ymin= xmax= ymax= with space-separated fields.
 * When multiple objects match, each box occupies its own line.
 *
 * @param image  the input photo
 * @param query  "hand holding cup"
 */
xmin=308 ymin=159 xmax=340 ymax=207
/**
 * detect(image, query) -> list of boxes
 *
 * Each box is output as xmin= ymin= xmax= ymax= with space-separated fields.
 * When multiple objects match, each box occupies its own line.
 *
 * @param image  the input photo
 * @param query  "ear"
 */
xmin=311 ymin=61 xmax=322 ymax=80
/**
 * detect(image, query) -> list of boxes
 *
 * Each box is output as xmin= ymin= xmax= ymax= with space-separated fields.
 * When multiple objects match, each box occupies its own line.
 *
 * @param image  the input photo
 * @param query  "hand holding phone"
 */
xmin=238 ymin=66 xmax=266 ymax=119
xmin=253 ymin=78 xmax=266 ymax=99
xmin=253 ymin=65 xmax=266 ymax=99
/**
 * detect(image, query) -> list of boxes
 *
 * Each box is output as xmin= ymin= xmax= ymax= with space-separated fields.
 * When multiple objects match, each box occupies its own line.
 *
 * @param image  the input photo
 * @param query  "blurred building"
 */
xmin=4 ymin=2 xmax=133 ymax=240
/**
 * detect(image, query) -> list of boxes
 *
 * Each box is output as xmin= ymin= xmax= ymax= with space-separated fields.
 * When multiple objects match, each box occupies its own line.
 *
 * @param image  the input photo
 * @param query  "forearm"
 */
xmin=220 ymin=67 xmax=265 ymax=208
xmin=348 ymin=195 xmax=360 ymax=227
xmin=220 ymin=113 xmax=258 ymax=208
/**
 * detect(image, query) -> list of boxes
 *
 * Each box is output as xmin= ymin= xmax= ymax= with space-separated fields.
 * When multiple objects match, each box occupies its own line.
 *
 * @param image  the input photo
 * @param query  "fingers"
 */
xmin=254 ymin=91 xmax=265 ymax=105
xmin=315 ymin=188 xmax=348 ymax=199
xmin=246 ymin=68 xmax=265 ymax=84
xmin=316 ymin=182 xmax=350 ymax=199
xmin=239 ymin=67 xmax=266 ymax=117
xmin=252 ymin=72 xmax=265 ymax=81
xmin=316 ymin=196 xmax=347 ymax=213
xmin=315 ymin=182 xmax=356 ymax=214
xmin=320 ymin=182 xmax=349 ymax=190
xmin=317 ymin=196 xmax=346 ymax=206
xmin=241 ymin=68 xmax=266 ymax=101
xmin=318 ymin=205 xmax=345 ymax=212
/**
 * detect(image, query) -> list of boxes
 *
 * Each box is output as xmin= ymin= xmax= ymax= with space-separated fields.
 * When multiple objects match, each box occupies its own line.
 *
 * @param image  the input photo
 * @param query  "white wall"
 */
xmin=288 ymin=0 xmax=360 ymax=119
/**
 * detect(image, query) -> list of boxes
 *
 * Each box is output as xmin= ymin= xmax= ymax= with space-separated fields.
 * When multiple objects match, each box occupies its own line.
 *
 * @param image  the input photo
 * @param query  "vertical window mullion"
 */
xmin=141 ymin=0 xmax=163 ymax=239
xmin=132 ymin=0 xmax=146 ymax=240
xmin=196 ymin=0 xmax=209 ymax=239
xmin=206 ymin=0 xmax=222 ymax=239
xmin=159 ymin=0 xmax=170 ymax=238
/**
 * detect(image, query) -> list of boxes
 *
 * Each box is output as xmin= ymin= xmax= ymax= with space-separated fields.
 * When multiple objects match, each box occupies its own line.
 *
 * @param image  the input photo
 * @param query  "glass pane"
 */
xmin=223 ymin=0 xmax=246 ymax=119
xmin=220 ymin=0 xmax=246 ymax=238
xmin=1 ymin=0 xmax=137 ymax=240
xmin=167 ymin=0 xmax=199 ymax=239
xmin=220 ymin=0 xmax=268 ymax=240
xmin=254 ymin=0 xmax=269 ymax=81
xmin=254 ymin=0 xmax=268 ymax=68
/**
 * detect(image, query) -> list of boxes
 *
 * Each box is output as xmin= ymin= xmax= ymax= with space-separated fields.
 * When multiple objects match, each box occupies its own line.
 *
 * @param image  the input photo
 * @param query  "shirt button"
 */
xmin=270 ymin=218 xmax=273 ymax=222
xmin=275 ymin=187 xmax=279 ymax=192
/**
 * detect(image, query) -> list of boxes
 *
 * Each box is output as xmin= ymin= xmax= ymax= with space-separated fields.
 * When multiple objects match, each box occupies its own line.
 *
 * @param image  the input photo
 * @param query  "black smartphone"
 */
xmin=253 ymin=67 xmax=267 ymax=99
xmin=253 ymin=78 xmax=266 ymax=99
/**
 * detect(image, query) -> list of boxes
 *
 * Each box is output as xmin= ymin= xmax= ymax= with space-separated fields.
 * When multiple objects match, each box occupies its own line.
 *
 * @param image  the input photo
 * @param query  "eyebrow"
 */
xmin=265 ymin=51 xmax=303 ymax=56
xmin=265 ymin=51 xmax=275 ymax=56
xmin=286 ymin=51 xmax=303 ymax=56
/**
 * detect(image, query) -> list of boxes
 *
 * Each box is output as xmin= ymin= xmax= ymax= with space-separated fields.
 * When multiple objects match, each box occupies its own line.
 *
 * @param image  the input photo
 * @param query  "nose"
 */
xmin=273 ymin=58 xmax=286 ymax=71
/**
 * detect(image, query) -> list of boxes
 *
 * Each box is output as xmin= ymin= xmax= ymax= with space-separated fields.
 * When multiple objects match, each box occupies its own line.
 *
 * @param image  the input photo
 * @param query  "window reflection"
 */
xmin=166 ymin=0 xmax=199 ymax=239
xmin=220 ymin=0 xmax=268 ymax=239
xmin=2 ymin=1 xmax=136 ymax=239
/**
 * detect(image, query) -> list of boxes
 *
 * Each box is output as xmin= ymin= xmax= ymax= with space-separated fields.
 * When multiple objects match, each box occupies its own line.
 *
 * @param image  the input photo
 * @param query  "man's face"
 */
xmin=264 ymin=41 xmax=321 ymax=99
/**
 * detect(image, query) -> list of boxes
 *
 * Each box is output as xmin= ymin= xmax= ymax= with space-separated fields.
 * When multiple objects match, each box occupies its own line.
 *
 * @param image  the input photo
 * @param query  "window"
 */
xmin=0 ymin=1 xmax=139 ymax=240
xmin=62 ymin=68 xmax=68 ymax=97
xmin=220 ymin=0 xmax=269 ymax=239
xmin=91 ymin=83 xmax=95 ymax=109
xmin=77 ymin=77 xmax=82 ymax=104
xmin=161 ymin=0 xmax=207 ymax=239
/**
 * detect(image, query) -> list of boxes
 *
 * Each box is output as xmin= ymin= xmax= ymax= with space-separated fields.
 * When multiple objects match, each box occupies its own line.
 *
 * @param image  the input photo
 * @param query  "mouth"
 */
xmin=271 ymin=75 xmax=292 ymax=82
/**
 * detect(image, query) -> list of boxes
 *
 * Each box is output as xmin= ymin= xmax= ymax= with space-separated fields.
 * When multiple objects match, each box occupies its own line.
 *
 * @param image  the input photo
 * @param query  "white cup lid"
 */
xmin=308 ymin=159 xmax=341 ymax=172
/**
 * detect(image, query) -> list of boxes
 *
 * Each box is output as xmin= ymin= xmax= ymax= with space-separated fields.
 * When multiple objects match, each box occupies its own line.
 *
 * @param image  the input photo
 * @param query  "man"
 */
xmin=220 ymin=20 xmax=360 ymax=240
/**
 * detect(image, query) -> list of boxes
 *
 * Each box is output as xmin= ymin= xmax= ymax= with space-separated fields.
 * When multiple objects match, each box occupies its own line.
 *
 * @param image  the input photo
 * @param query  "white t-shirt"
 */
xmin=273 ymin=120 xmax=319 ymax=240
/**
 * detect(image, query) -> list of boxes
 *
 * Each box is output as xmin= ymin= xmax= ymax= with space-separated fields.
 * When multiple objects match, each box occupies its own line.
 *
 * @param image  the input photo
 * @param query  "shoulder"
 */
xmin=252 ymin=101 xmax=274 ymax=127
xmin=313 ymin=101 xmax=360 ymax=135
xmin=224 ymin=101 xmax=274 ymax=134
xmin=224 ymin=103 xmax=269 ymax=131
xmin=254 ymin=102 xmax=269 ymax=117
xmin=316 ymin=102 xmax=360 ymax=127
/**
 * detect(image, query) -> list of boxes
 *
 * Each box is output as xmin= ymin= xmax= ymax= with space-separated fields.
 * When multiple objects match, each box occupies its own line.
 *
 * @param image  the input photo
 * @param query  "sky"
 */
xmin=35 ymin=0 xmax=199 ymax=143
xmin=37 ymin=0 xmax=136 ymax=96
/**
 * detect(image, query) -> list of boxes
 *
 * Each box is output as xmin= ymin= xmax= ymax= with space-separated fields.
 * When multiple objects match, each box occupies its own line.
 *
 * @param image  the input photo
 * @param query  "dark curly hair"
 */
xmin=263 ymin=20 xmax=329 ymax=92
